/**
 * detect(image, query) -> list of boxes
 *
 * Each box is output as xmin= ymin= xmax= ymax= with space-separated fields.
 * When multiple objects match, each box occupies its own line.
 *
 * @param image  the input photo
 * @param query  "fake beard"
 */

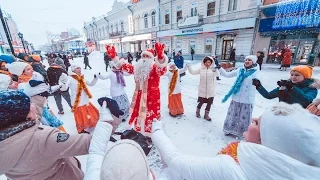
xmin=134 ymin=58 xmax=154 ymax=82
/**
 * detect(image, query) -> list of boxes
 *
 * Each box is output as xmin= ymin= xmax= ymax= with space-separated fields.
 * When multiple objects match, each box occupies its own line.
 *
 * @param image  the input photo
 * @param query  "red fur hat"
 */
xmin=105 ymin=45 xmax=117 ymax=59
xmin=141 ymin=49 xmax=155 ymax=60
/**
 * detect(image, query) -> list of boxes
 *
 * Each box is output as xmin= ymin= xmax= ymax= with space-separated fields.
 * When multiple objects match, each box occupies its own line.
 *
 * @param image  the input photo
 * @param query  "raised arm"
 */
xmin=98 ymin=72 xmax=111 ymax=80
xmin=179 ymin=64 xmax=188 ymax=74
xmin=121 ymin=63 xmax=134 ymax=74
xmin=86 ymin=75 xmax=98 ymax=86
xmin=219 ymin=68 xmax=238 ymax=78
xmin=187 ymin=65 xmax=200 ymax=75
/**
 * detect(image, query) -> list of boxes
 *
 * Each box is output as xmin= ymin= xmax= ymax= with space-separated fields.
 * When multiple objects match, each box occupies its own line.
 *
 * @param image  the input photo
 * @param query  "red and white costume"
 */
xmin=106 ymin=43 xmax=168 ymax=137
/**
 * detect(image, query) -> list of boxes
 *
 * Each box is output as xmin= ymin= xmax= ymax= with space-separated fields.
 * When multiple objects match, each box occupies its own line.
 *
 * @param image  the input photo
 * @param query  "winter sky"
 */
xmin=1 ymin=0 xmax=129 ymax=48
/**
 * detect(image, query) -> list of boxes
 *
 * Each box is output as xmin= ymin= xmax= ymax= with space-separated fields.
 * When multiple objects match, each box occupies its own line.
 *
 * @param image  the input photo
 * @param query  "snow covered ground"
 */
xmin=1 ymin=54 xmax=320 ymax=179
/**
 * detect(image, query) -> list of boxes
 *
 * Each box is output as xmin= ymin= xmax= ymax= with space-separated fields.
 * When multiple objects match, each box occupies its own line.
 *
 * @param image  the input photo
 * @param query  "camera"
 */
xmin=277 ymin=80 xmax=291 ymax=87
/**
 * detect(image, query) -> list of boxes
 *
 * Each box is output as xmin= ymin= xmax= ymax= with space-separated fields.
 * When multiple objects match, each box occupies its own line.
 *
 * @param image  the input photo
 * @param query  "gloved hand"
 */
xmin=155 ymin=43 xmax=165 ymax=60
xmin=99 ymin=101 xmax=121 ymax=133
xmin=277 ymin=80 xmax=293 ymax=90
xmin=152 ymin=118 xmax=163 ymax=134
xmin=252 ymin=78 xmax=261 ymax=88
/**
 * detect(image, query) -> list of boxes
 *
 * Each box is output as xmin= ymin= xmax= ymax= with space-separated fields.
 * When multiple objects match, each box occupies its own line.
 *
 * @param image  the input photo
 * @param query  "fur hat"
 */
xmin=109 ymin=59 xmax=124 ymax=69
xmin=141 ymin=49 xmax=155 ymax=60
xmin=245 ymin=55 xmax=258 ymax=64
xmin=6 ymin=62 xmax=29 ymax=76
xmin=0 ymin=74 xmax=11 ymax=91
xmin=53 ymin=58 xmax=66 ymax=70
xmin=100 ymin=140 xmax=152 ymax=180
xmin=98 ymin=97 xmax=124 ymax=118
xmin=291 ymin=65 xmax=313 ymax=79
xmin=69 ymin=63 xmax=81 ymax=74
xmin=260 ymin=102 xmax=320 ymax=167
xmin=0 ymin=91 xmax=31 ymax=127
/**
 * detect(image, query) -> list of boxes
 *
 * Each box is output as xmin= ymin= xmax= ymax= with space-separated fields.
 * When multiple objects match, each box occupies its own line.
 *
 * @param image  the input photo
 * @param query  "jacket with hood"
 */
xmin=257 ymin=78 xmax=319 ymax=108
xmin=188 ymin=58 xmax=217 ymax=98
xmin=0 ymin=123 xmax=92 ymax=180
xmin=98 ymin=71 xmax=130 ymax=97
xmin=151 ymin=102 xmax=320 ymax=180
xmin=47 ymin=65 xmax=69 ymax=92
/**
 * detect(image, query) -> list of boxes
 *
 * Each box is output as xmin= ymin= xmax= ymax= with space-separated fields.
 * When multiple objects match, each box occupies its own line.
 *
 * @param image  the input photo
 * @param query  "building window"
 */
xmin=120 ymin=21 xmax=124 ymax=32
xmin=165 ymin=13 xmax=170 ymax=24
xmin=144 ymin=13 xmax=148 ymax=28
xmin=228 ymin=0 xmax=237 ymax=11
xmin=177 ymin=10 xmax=182 ymax=22
xmin=190 ymin=2 xmax=198 ymax=17
xmin=102 ymin=27 xmax=105 ymax=37
xmin=115 ymin=23 xmax=118 ymax=33
xmin=110 ymin=24 xmax=113 ymax=33
xmin=207 ymin=0 xmax=216 ymax=16
xmin=151 ymin=11 xmax=156 ymax=27
xmin=205 ymin=38 xmax=213 ymax=53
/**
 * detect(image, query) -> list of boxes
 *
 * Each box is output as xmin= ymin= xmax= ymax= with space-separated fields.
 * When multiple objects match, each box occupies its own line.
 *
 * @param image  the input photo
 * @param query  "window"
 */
xmin=165 ymin=14 xmax=170 ymax=24
xmin=110 ymin=24 xmax=113 ymax=33
xmin=102 ymin=27 xmax=105 ymax=37
xmin=151 ymin=11 xmax=156 ymax=27
xmin=120 ymin=21 xmax=124 ymax=32
xmin=144 ymin=13 xmax=148 ymax=28
xmin=177 ymin=10 xmax=182 ymax=22
xmin=228 ymin=0 xmax=237 ymax=11
xmin=207 ymin=0 xmax=216 ymax=16
xmin=205 ymin=38 xmax=213 ymax=53
xmin=135 ymin=17 xmax=140 ymax=31
xmin=191 ymin=2 xmax=198 ymax=17
xmin=115 ymin=23 xmax=118 ymax=33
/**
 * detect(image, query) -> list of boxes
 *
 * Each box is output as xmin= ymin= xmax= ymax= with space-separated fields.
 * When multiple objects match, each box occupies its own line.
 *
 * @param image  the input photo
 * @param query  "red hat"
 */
xmin=141 ymin=49 xmax=155 ymax=60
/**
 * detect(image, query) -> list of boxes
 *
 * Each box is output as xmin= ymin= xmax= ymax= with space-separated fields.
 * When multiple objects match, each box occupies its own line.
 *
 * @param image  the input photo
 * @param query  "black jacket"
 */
xmin=47 ymin=66 xmax=67 ymax=86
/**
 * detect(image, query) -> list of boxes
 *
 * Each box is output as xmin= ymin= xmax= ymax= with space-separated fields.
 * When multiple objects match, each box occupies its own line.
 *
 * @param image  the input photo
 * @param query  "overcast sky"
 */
xmin=2 ymin=0 xmax=128 ymax=48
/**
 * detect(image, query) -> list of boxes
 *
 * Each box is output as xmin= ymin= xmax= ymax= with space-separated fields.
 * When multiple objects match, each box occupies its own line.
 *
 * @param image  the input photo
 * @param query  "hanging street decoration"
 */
xmin=273 ymin=0 xmax=320 ymax=29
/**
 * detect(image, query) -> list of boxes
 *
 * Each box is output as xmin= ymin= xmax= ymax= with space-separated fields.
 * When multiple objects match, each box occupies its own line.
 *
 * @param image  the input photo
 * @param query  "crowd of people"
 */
xmin=0 ymin=43 xmax=319 ymax=179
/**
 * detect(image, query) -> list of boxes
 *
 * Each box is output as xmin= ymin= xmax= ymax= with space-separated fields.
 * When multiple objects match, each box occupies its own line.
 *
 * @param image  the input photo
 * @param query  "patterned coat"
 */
xmin=122 ymin=56 xmax=168 ymax=137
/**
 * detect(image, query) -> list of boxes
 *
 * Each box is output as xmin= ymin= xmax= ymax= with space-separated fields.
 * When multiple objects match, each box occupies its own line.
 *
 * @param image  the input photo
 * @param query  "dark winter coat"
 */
xmin=230 ymin=50 xmax=236 ymax=61
xmin=27 ymin=57 xmax=47 ymax=81
xmin=47 ymin=66 xmax=67 ymax=87
xmin=174 ymin=55 xmax=184 ymax=69
xmin=63 ymin=57 xmax=71 ymax=68
xmin=257 ymin=54 xmax=264 ymax=64
xmin=257 ymin=79 xmax=319 ymax=108
xmin=104 ymin=53 xmax=110 ymax=65
xmin=84 ymin=56 xmax=89 ymax=64
xmin=127 ymin=53 xmax=133 ymax=63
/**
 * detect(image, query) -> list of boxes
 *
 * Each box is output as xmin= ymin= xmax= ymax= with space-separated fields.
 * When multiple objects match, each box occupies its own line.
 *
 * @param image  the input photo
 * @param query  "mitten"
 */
xmin=155 ymin=43 xmax=165 ymax=60
xmin=285 ymin=80 xmax=294 ymax=90
xmin=99 ymin=101 xmax=113 ymax=122
xmin=252 ymin=78 xmax=261 ymax=88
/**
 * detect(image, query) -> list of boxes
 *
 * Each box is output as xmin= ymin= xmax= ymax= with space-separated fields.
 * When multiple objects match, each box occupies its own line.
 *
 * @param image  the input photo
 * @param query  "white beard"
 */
xmin=134 ymin=58 xmax=154 ymax=82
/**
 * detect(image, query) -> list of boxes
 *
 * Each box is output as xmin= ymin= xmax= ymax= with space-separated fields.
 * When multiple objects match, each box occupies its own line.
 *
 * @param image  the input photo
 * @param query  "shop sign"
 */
xmin=122 ymin=33 xmax=152 ymax=42
xmin=181 ymin=28 xmax=203 ymax=34
xmin=128 ymin=15 xmax=133 ymax=34
xmin=206 ymin=38 xmax=213 ymax=45
xmin=131 ymin=0 xmax=140 ymax=4
xmin=177 ymin=5 xmax=182 ymax=11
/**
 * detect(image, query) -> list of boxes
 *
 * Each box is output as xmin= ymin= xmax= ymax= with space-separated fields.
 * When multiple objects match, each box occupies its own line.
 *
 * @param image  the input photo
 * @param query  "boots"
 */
xmin=204 ymin=110 xmax=212 ymax=121
xmin=196 ymin=109 xmax=201 ymax=118
xmin=216 ymin=77 xmax=221 ymax=81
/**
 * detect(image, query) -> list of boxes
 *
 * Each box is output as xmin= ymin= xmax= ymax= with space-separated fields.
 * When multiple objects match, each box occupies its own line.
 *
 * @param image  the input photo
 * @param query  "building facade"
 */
xmin=84 ymin=0 xmax=260 ymax=60
xmin=253 ymin=0 xmax=320 ymax=64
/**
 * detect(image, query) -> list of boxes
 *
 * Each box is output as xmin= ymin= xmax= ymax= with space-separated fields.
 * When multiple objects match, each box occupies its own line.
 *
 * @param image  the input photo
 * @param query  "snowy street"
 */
xmin=1 ymin=55 xmax=319 ymax=180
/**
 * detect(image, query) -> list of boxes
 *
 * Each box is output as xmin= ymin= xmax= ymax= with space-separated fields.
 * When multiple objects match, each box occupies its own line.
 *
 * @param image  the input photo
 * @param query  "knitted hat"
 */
xmin=245 ymin=55 xmax=258 ymax=64
xmin=0 ymin=74 xmax=11 ymax=91
xmin=0 ymin=91 xmax=31 ymax=127
xmin=260 ymin=102 xmax=320 ymax=167
xmin=53 ymin=58 xmax=66 ymax=70
xmin=98 ymin=97 xmax=124 ymax=118
xmin=141 ymin=49 xmax=155 ymax=60
xmin=6 ymin=62 xmax=29 ymax=76
xmin=69 ymin=63 xmax=81 ymax=75
xmin=17 ymin=53 xmax=28 ymax=60
xmin=100 ymin=140 xmax=151 ymax=180
xmin=291 ymin=65 xmax=313 ymax=79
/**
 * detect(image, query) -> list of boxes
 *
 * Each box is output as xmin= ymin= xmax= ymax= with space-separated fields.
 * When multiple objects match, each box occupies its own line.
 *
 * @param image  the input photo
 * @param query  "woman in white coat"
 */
xmin=218 ymin=55 xmax=259 ymax=137
xmin=163 ymin=62 xmax=188 ymax=117
xmin=84 ymin=97 xmax=155 ymax=180
xmin=152 ymin=102 xmax=320 ymax=180
xmin=68 ymin=64 xmax=99 ymax=133
xmin=98 ymin=60 xmax=130 ymax=122
xmin=188 ymin=56 xmax=217 ymax=121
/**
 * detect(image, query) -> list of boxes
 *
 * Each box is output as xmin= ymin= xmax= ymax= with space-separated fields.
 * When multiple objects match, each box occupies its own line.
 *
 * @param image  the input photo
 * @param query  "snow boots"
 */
xmin=204 ymin=110 xmax=212 ymax=121
xmin=196 ymin=109 xmax=201 ymax=118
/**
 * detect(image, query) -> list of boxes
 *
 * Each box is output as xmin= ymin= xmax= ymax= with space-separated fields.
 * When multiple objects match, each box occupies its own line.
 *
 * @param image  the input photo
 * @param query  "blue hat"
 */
xmin=98 ymin=97 xmax=124 ymax=118
xmin=0 ymin=91 xmax=30 ymax=127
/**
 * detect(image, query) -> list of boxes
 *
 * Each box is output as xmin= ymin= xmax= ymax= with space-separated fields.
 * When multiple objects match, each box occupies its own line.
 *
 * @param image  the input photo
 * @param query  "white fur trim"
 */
xmin=99 ymin=101 xmax=114 ymax=122
xmin=0 ymin=74 xmax=11 ymax=90
xmin=155 ymin=54 xmax=169 ymax=68
xmin=141 ymin=51 xmax=154 ymax=60
xmin=260 ymin=102 xmax=320 ymax=166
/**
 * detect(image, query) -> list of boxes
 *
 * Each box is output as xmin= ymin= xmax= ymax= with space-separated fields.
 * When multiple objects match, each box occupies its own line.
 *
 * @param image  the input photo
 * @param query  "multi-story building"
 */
xmin=84 ymin=0 xmax=260 ymax=60
xmin=253 ymin=0 xmax=320 ymax=64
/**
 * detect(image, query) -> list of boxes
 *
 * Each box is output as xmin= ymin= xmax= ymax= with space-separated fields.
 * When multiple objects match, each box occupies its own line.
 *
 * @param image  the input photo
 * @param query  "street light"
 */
xmin=18 ymin=32 xmax=26 ymax=53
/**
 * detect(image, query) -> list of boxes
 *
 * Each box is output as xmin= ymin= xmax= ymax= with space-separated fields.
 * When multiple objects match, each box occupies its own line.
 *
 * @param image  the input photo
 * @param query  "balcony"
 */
xmin=178 ymin=15 xmax=204 ymax=29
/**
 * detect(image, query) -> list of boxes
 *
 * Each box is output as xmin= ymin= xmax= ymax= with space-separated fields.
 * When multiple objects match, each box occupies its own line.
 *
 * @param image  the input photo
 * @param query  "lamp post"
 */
xmin=18 ymin=32 xmax=26 ymax=53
